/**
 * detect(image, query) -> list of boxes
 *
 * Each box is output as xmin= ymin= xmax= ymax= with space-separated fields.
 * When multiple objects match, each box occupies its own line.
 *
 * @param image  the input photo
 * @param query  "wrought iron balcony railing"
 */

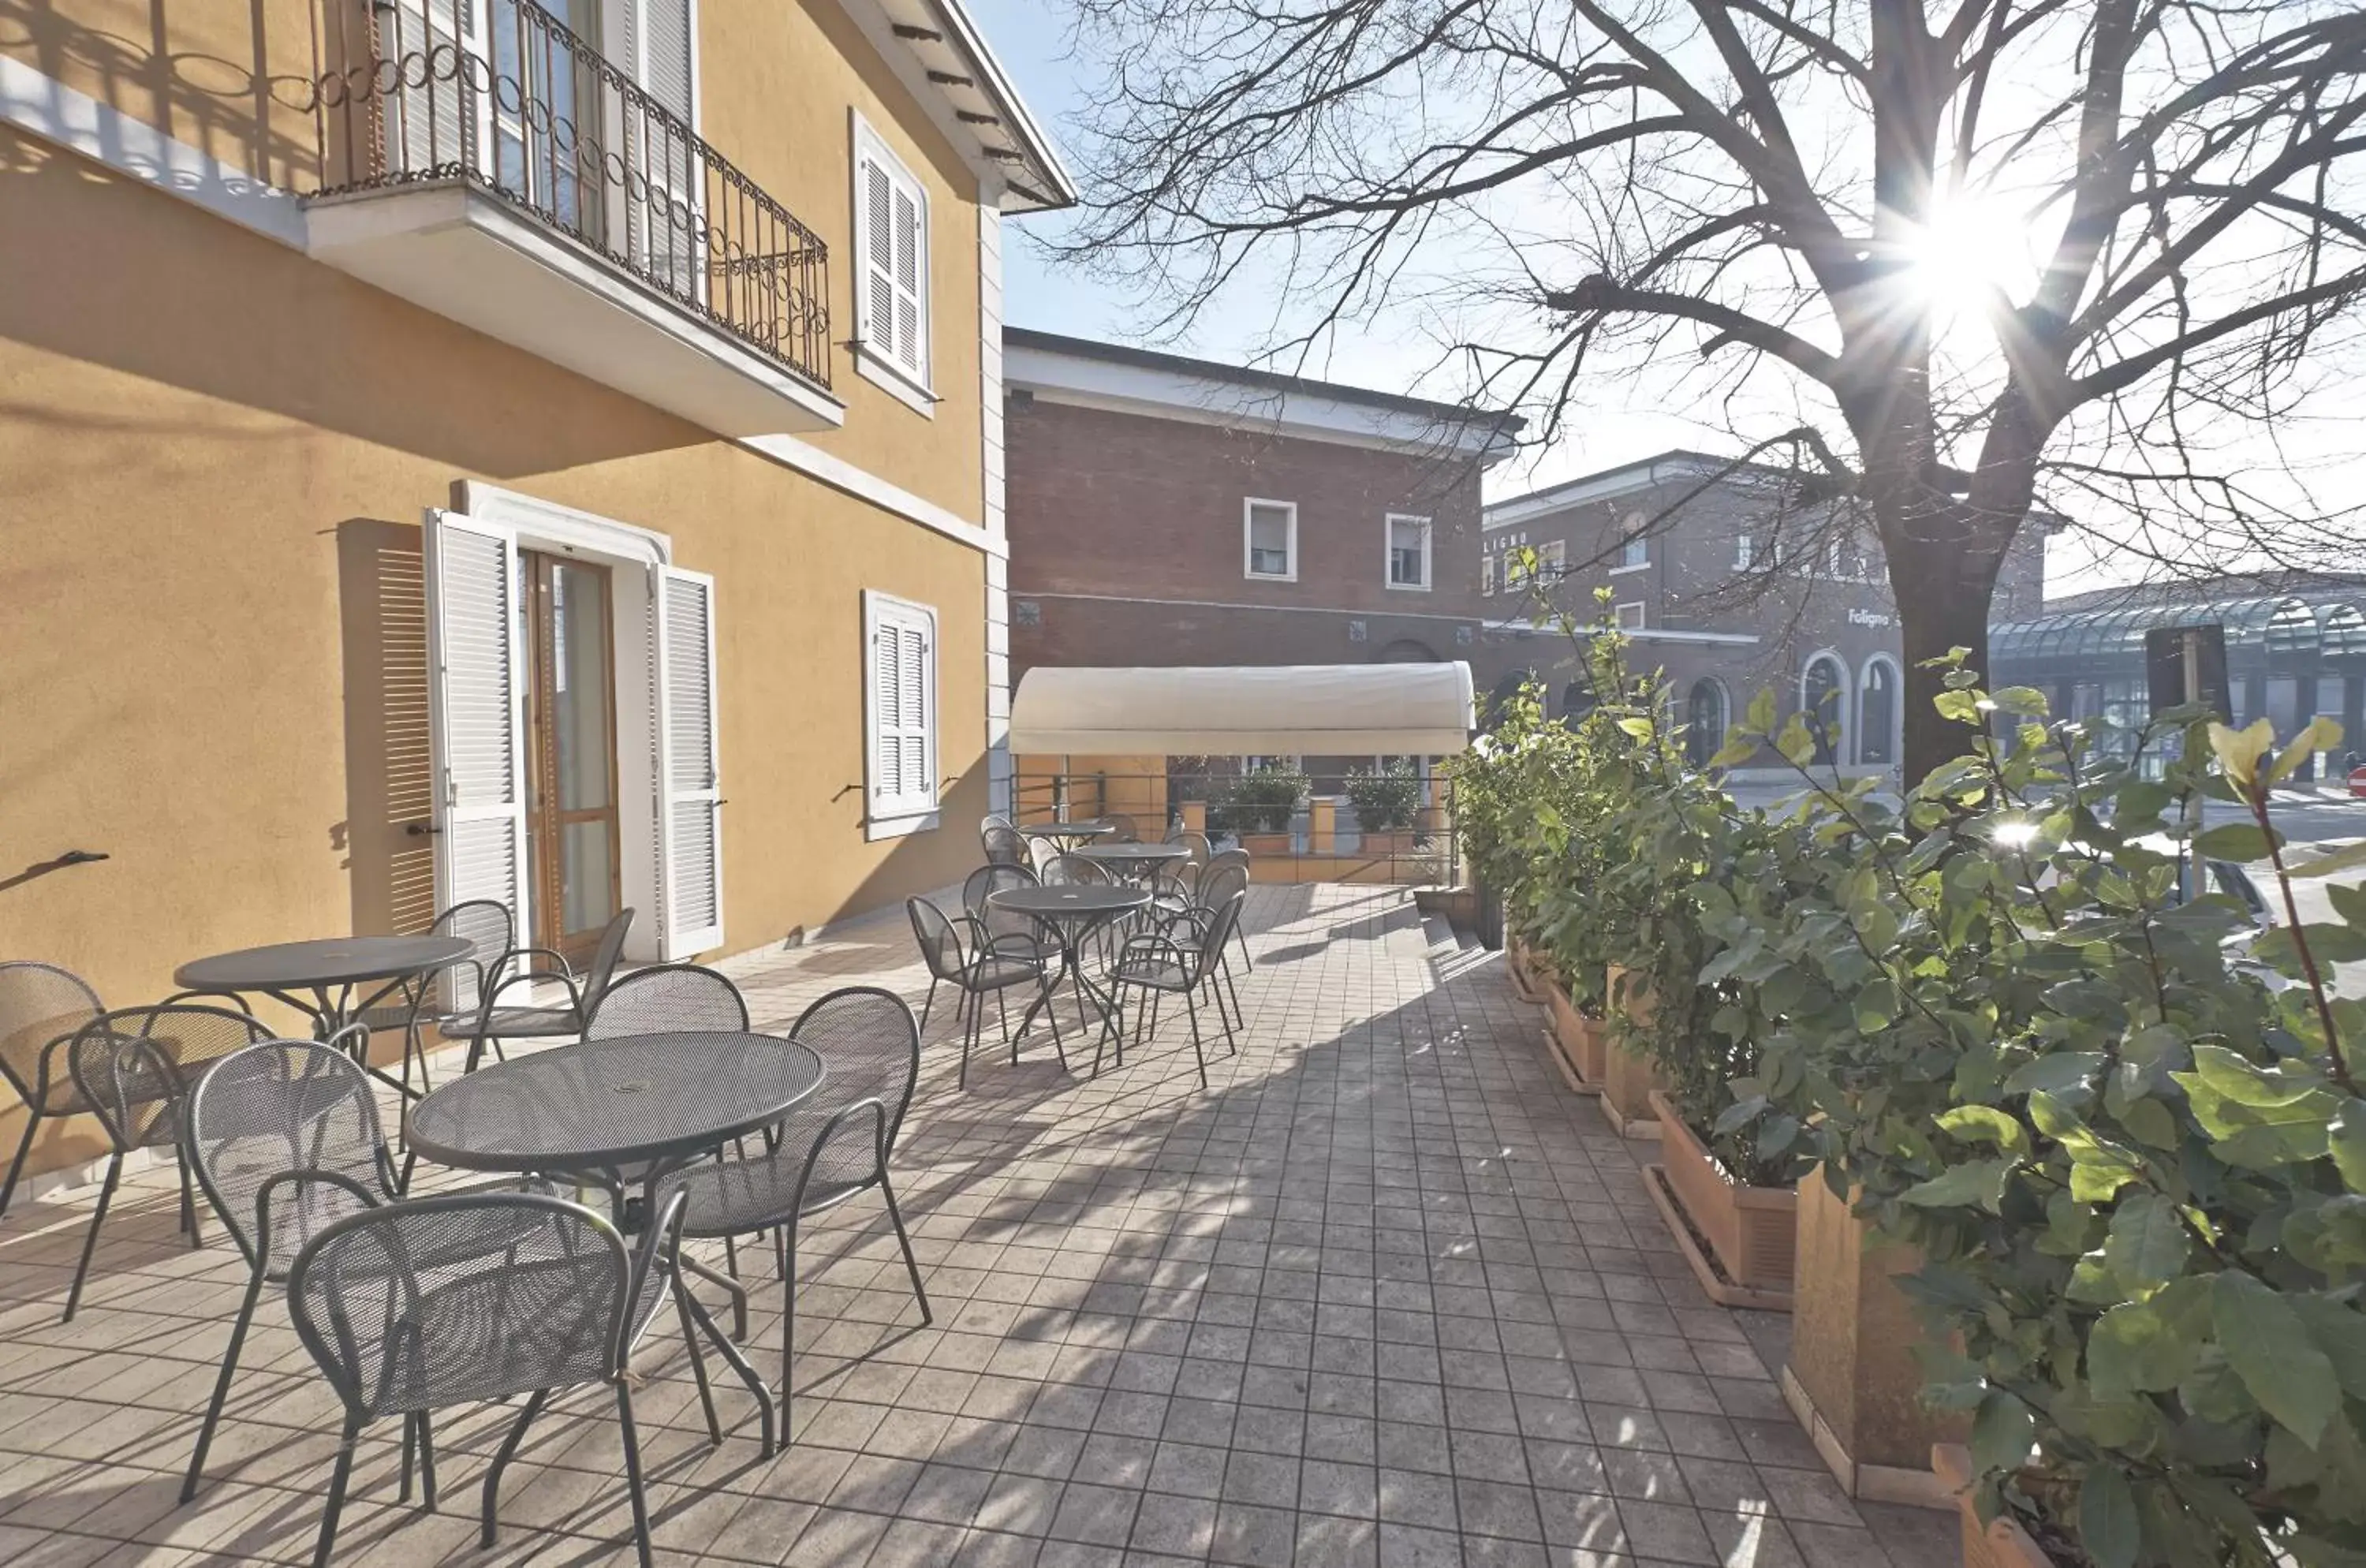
xmin=312 ymin=0 xmax=831 ymax=393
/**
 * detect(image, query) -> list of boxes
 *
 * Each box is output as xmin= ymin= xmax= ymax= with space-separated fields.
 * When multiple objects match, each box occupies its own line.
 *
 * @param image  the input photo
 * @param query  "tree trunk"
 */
xmin=1884 ymin=517 xmax=2008 ymax=783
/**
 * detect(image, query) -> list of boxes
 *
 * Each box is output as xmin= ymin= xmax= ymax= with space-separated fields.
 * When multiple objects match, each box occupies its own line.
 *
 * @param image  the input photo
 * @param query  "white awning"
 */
xmin=1009 ymin=663 xmax=1476 ymax=756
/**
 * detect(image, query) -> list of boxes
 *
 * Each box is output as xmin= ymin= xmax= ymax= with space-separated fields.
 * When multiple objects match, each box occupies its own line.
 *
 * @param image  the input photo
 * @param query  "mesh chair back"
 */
xmin=579 ymin=909 xmax=637 ymax=1014
xmin=1164 ymin=830 xmax=1214 ymax=865
xmin=188 ymin=1042 xmax=390 ymax=1277
xmin=0 ymin=961 xmax=103 ymax=1114
xmin=1041 ymin=854 xmax=1109 ymax=887
xmin=1200 ymin=891 xmax=1248 ymax=974
xmin=981 ymin=820 xmax=1028 ymax=868
xmin=1197 ymin=861 xmax=1249 ymax=913
xmin=431 ymin=899 xmax=514 ymax=1017
xmin=1105 ymin=813 xmax=1140 ymax=843
xmin=906 ymin=898 xmax=969 ymax=981
xmin=791 ymin=987 xmax=922 ymax=1154
xmin=1206 ymin=846 xmax=1250 ymax=878
xmin=964 ymin=864 xmax=1041 ymax=950
xmin=69 ymin=1004 xmax=274 ymax=1152
xmin=584 ymin=963 xmax=748 ymax=1039
xmin=288 ymin=1193 xmax=637 ymax=1418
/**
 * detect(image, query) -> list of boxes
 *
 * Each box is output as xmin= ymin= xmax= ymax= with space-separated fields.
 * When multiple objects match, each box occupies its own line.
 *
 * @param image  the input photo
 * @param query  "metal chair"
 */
xmin=1105 ymin=812 xmax=1140 ymax=842
xmin=350 ymin=900 xmax=513 ymax=1098
xmin=0 ymin=963 xmax=256 ymax=1220
xmin=285 ymin=1189 xmax=689 ymax=1568
xmin=963 ymin=864 xmax=1051 ymax=966
xmin=449 ymin=907 xmax=635 ymax=1072
xmin=981 ymin=818 xmax=1028 ymax=868
xmin=1040 ymin=853 xmax=1110 ymax=887
xmin=583 ymin=962 xmax=749 ymax=1037
xmin=60 ymin=1002 xmax=276 ymax=1319
xmin=661 ymin=987 xmax=930 ymax=1436
xmin=178 ymin=1040 xmax=585 ymax=1501
xmin=1165 ymin=827 xmax=1214 ymax=865
xmin=905 ymin=897 xmax=1061 ymax=1087
xmin=1102 ymin=891 xmax=1247 ymax=1089
xmin=1202 ymin=850 xmax=1255 ymax=971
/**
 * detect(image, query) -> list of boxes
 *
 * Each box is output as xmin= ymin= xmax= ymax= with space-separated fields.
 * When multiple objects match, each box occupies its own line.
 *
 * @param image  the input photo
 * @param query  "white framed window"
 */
xmin=1480 ymin=553 xmax=1497 ymax=595
xmin=1614 ymin=600 xmax=1646 ymax=631
xmin=1613 ymin=517 xmax=1649 ymax=573
xmin=1733 ymin=532 xmax=1754 ymax=570
xmin=851 ymin=113 xmax=932 ymax=414
xmin=1826 ymin=539 xmax=1844 ymax=578
xmin=1537 ymin=539 xmax=1566 ymax=581
xmin=864 ymin=591 xmax=939 ymax=838
xmin=1245 ymin=498 xmax=1297 ymax=581
xmin=1386 ymin=514 xmax=1431 ymax=590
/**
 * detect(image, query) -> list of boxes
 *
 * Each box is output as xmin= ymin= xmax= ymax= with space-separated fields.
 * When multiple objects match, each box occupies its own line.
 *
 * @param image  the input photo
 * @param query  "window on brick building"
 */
xmin=1480 ymin=553 xmax=1497 ymax=595
xmin=1386 ymin=514 xmax=1431 ymax=590
xmin=1244 ymin=499 xmax=1297 ymax=580
xmin=1614 ymin=600 xmax=1646 ymax=631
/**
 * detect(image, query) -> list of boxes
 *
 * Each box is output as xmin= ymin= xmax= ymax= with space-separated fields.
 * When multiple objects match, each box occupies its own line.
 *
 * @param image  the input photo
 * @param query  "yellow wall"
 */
xmin=0 ymin=121 xmax=991 ymax=1180
xmin=0 ymin=0 xmax=990 ymax=520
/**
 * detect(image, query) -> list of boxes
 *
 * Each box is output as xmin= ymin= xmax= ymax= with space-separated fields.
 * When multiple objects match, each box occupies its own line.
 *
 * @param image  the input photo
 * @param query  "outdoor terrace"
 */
xmin=0 ymin=885 xmax=1952 ymax=1566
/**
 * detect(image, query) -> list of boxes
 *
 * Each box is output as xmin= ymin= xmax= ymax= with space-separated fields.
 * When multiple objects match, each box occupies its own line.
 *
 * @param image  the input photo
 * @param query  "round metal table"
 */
xmin=1072 ymin=842 xmax=1191 ymax=884
xmin=1016 ymin=819 xmax=1118 ymax=842
xmin=989 ymin=884 xmax=1150 ymax=1060
xmin=176 ymin=935 xmax=472 ymax=1099
xmin=405 ymin=1029 xmax=824 ymax=1459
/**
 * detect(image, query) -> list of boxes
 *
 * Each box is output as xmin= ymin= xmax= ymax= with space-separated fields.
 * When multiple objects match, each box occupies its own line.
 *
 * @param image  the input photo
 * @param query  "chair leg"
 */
xmin=1039 ymin=975 xmax=1069 ymax=1071
xmin=919 ymin=977 xmax=939 ymax=1034
xmin=779 ymin=1223 xmax=800 ymax=1440
xmin=177 ymin=1144 xmax=202 ymax=1246
xmin=614 ymin=1383 xmax=656 ymax=1568
xmin=1185 ymin=990 xmax=1211 ymax=1090
xmin=482 ymin=1388 xmax=551 ymax=1548
xmin=399 ymin=1410 xmax=416 ymax=1505
xmin=879 ymin=1173 xmax=931 ymax=1325
xmin=183 ymin=1256 xmax=267 ymax=1500
xmin=1234 ymin=920 xmax=1254 ymax=972
xmin=312 ymin=1412 xmax=364 ymax=1568
xmin=417 ymin=1412 xmax=438 ymax=1511
xmin=0 ymin=1109 xmax=39 ymax=1221
xmin=998 ymin=984 xmax=1015 ymax=1065
xmin=676 ymin=1286 xmax=775 ymax=1458
xmin=673 ymin=1279 xmax=722 ymax=1446
xmin=63 ymin=1151 xmax=122 ymax=1323
xmin=958 ymin=987 xmax=980 ymax=1091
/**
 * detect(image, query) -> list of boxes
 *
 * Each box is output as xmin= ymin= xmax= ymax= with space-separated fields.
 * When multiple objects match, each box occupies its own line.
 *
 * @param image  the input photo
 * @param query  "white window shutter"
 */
xmin=381 ymin=1 xmax=490 ymax=178
xmin=892 ymin=184 xmax=924 ymax=372
xmin=424 ymin=509 xmax=529 ymax=946
xmin=865 ymin=592 xmax=937 ymax=825
xmin=656 ymin=566 xmax=723 ymax=957
xmin=854 ymin=127 xmax=928 ymax=385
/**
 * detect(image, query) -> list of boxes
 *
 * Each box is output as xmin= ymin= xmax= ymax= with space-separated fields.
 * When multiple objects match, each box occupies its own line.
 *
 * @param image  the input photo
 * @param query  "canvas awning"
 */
xmin=1009 ymin=663 xmax=1476 ymax=756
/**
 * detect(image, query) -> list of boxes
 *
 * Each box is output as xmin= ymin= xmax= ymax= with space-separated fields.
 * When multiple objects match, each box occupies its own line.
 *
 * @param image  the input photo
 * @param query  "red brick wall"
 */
xmin=1005 ymin=395 xmax=1490 ymax=618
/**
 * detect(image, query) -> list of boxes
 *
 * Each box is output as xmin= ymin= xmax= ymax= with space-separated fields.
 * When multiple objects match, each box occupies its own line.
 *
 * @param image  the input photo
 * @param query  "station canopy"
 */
xmin=1009 ymin=663 xmax=1476 ymax=756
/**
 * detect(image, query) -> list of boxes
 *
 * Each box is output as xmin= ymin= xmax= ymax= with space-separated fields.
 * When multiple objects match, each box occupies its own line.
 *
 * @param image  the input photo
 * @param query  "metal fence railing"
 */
xmin=1010 ymin=771 xmax=1463 ymax=890
xmin=312 ymin=0 xmax=832 ymax=391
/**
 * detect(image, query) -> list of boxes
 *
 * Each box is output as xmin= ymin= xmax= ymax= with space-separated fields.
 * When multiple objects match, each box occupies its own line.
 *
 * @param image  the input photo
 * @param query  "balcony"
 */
xmin=302 ymin=0 xmax=842 ymax=436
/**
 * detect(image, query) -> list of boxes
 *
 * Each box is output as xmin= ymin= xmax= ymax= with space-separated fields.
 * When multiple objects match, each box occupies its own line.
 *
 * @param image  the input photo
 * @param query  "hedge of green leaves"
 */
xmin=1450 ymin=640 xmax=2366 ymax=1566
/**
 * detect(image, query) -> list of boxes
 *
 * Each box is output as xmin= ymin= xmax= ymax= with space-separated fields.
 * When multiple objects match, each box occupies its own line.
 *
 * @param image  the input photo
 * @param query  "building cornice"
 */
xmin=837 ymin=0 xmax=1077 ymax=214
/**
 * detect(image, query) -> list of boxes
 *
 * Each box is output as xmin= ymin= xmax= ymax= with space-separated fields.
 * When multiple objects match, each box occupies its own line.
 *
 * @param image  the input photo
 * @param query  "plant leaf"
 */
xmin=1971 ymin=1389 xmax=2036 ymax=1476
xmin=2215 ymin=1270 xmax=2339 ymax=1447
xmin=2105 ymin=1193 xmax=2188 ymax=1289
xmin=2078 ymin=1464 xmax=2140 ymax=1568
xmin=2194 ymin=823 xmax=2278 ymax=864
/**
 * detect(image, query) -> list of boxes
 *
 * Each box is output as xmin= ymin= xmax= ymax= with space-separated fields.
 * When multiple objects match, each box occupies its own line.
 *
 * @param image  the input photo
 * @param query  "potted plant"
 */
xmin=1345 ymin=760 xmax=1422 ymax=854
xmin=1212 ymin=763 xmax=1306 ymax=857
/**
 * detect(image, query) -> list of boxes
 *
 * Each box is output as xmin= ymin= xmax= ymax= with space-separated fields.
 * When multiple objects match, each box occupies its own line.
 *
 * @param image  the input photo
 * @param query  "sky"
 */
xmin=966 ymin=0 xmax=1707 ymax=504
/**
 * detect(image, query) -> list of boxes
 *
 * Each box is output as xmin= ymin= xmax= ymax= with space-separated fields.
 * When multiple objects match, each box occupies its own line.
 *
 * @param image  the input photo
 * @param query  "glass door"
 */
xmin=522 ymin=551 xmax=622 ymax=965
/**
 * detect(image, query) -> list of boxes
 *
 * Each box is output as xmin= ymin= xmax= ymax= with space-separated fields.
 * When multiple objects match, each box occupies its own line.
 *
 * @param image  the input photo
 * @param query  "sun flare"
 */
xmin=1899 ymin=192 xmax=2039 ymax=312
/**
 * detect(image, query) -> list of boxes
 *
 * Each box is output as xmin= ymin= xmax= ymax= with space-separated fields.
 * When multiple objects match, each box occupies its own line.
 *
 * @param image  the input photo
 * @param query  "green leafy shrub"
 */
xmin=1211 ymin=763 xmax=1307 ymax=835
xmin=1345 ymin=760 xmax=1422 ymax=833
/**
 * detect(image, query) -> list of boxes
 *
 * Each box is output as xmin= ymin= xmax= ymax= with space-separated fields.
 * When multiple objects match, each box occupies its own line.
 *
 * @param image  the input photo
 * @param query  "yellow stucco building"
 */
xmin=0 ymin=0 xmax=1070 ymax=1189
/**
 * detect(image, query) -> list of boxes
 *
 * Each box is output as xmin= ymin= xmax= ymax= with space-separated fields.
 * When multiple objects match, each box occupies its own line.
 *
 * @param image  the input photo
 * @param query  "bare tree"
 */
xmin=1051 ymin=0 xmax=2366 ymax=775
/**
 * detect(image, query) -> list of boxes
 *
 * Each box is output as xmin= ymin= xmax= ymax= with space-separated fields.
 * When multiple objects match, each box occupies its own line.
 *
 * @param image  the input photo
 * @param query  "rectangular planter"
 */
xmin=1646 ymin=1088 xmax=1794 ymax=1308
xmin=1599 ymin=966 xmax=1665 ymax=1138
xmin=1506 ymin=937 xmax=1546 ymax=1002
xmin=1931 ymin=1446 xmax=2058 ymax=1568
xmin=1546 ymin=980 xmax=1606 ymax=1092
xmin=1239 ymin=832 xmax=1292 ymax=857
xmin=1360 ymin=831 xmax=1413 ymax=854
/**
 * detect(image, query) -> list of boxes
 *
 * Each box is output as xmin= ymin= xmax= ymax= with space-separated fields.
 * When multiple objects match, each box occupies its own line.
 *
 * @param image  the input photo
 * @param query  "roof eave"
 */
xmin=844 ymin=0 xmax=1079 ymax=215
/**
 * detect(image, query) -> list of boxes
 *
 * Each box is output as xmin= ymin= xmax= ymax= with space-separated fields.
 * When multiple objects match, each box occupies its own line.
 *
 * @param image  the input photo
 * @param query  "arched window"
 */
xmin=1685 ymin=679 xmax=1730 ymax=769
xmin=1858 ymin=659 xmax=1898 ymax=766
xmin=1802 ymin=655 xmax=1848 ymax=766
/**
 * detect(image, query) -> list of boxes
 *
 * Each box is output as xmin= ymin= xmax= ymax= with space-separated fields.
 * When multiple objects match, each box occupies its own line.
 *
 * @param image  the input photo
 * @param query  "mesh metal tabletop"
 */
xmin=175 ymin=936 xmax=472 ymax=992
xmin=1072 ymin=843 xmax=1189 ymax=865
xmin=987 ymin=885 xmax=1150 ymax=921
xmin=405 ymin=1032 xmax=825 ymax=1173
xmin=1015 ymin=820 xmax=1118 ymax=839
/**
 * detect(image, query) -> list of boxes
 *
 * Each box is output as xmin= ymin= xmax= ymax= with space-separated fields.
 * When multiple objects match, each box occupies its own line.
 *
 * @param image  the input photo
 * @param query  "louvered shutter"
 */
xmin=856 ymin=135 xmax=929 ymax=385
xmin=865 ymin=593 xmax=937 ymax=824
xmin=424 ymin=510 xmax=529 ymax=940
xmin=619 ymin=0 xmax=703 ymax=301
xmin=655 ymin=566 xmax=723 ymax=957
xmin=379 ymin=0 xmax=490 ymax=179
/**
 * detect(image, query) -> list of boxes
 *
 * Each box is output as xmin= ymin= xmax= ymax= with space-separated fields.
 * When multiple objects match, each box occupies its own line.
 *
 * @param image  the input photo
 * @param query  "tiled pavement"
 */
xmin=0 ymin=884 xmax=1955 ymax=1566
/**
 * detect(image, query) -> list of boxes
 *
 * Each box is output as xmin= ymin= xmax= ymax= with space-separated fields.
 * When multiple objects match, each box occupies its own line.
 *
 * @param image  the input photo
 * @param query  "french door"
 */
xmin=522 ymin=550 xmax=623 ymax=966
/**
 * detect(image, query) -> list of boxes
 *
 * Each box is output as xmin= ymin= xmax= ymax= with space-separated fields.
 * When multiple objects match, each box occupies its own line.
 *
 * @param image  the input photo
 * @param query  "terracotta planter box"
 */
xmin=1931 ymin=1447 xmax=2059 ymax=1568
xmin=1506 ymin=938 xmax=1546 ymax=1001
xmin=1239 ymin=831 xmax=1292 ymax=857
xmin=1596 ymin=968 xmax=1665 ymax=1137
xmin=1360 ymin=830 xmax=1413 ymax=854
xmin=1545 ymin=981 xmax=1606 ymax=1092
xmin=1644 ymin=1089 xmax=1793 ymax=1309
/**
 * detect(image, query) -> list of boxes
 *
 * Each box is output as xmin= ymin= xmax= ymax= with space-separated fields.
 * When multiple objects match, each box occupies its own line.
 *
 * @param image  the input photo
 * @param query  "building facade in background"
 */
xmin=1 ymin=0 xmax=1065 ymax=1189
xmin=1475 ymin=452 xmax=2052 ymax=772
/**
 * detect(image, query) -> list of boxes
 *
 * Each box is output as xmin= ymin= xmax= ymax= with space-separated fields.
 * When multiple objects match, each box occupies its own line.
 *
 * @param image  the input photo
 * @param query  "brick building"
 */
xmin=1475 ymin=452 xmax=2051 ymax=774
xmin=1002 ymin=330 xmax=1521 ymax=681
